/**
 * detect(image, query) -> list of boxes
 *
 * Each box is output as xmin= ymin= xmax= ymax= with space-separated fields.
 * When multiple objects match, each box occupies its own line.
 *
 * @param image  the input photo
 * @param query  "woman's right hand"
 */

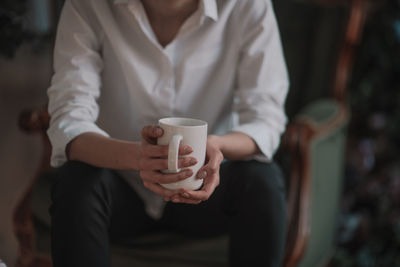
xmin=136 ymin=125 xmax=197 ymax=201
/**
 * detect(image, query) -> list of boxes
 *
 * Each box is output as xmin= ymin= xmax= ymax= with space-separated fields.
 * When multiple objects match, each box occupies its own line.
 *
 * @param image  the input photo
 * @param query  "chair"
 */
xmin=12 ymin=0 xmax=368 ymax=266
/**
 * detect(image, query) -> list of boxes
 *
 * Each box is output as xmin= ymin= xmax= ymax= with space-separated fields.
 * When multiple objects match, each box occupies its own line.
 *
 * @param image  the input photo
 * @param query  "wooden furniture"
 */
xmin=279 ymin=0 xmax=369 ymax=266
xmin=13 ymin=0 xmax=368 ymax=266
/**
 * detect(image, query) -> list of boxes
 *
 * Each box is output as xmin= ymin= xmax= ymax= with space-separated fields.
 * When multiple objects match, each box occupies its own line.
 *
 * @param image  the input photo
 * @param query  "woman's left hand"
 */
xmin=170 ymin=135 xmax=224 ymax=204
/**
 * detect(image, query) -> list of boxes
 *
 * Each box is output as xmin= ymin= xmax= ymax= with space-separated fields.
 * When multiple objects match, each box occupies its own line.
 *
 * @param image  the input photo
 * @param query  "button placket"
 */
xmin=167 ymin=65 xmax=176 ymax=116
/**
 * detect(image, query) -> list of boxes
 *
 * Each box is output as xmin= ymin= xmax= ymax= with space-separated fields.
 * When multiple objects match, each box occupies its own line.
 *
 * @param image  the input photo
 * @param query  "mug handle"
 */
xmin=168 ymin=134 xmax=183 ymax=173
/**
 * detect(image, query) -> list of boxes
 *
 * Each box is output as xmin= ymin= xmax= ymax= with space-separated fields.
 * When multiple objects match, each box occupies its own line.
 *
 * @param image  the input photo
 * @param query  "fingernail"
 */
xmin=182 ymin=192 xmax=190 ymax=198
xmin=198 ymin=171 xmax=207 ymax=179
xmin=184 ymin=146 xmax=193 ymax=153
xmin=185 ymin=170 xmax=193 ymax=176
xmin=190 ymin=158 xmax=197 ymax=164
xmin=154 ymin=127 xmax=162 ymax=135
xmin=172 ymin=198 xmax=179 ymax=203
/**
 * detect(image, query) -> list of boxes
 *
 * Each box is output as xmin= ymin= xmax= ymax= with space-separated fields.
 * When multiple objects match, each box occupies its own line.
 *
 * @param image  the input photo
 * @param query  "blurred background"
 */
xmin=0 ymin=0 xmax=399 ymax=266
xmin=331 ymin=0 xmax=400 ymax=265
xmin=0 ymin=0 xmax=62 ymax=265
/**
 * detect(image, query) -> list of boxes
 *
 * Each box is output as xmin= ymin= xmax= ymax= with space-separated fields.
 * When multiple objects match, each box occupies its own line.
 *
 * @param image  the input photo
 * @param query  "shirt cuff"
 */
xmin=231 ymin=122 xmax=277 ymax=161
xmin=47 ymin=122 xmax=109 ymax=167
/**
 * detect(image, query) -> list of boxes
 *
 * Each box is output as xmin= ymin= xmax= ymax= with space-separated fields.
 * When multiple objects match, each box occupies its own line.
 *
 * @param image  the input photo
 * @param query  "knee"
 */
xmin=229 ymin=161 xmax=286 ymax=201
xmin=249 ymin=161 xmax=285 ymax=194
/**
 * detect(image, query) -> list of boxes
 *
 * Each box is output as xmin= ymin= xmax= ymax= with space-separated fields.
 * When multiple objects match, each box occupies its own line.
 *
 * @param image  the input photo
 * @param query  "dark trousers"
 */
xmin=50 ymin=160 xmax=287 ymax=267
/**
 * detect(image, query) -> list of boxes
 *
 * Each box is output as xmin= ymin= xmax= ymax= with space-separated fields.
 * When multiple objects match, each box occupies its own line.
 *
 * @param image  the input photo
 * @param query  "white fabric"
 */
xmin=47 ymin=0 xmax=289 ymax=219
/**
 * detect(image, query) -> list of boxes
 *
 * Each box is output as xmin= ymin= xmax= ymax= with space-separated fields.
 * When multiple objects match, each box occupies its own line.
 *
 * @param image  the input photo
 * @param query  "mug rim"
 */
xmin=159 ymin=117 xmax=207 ymax=128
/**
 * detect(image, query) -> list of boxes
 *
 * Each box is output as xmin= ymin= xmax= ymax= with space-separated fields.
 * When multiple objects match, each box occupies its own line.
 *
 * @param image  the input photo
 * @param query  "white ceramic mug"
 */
xmin=157 ymin=117 xmax=207 ymax=190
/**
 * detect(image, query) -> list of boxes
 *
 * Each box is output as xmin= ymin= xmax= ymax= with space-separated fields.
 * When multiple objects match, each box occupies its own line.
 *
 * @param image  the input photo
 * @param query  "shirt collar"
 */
xmin=113 ymin=0 xmax=218 ymax=21
xmin=200 ymin=0 xmax=218 ymax=21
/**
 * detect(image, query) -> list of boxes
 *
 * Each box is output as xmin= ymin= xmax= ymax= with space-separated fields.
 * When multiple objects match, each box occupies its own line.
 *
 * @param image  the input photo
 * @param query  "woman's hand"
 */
xmin=172 ymin=135 xmax=224 ymax=204
xmin=137 ymin=125 xmax=198 ymax=200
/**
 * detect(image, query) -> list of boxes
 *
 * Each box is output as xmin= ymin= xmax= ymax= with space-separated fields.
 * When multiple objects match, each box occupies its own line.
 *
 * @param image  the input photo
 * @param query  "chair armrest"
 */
xmin=18 ymin=108 xmax=50 ymax=134
xmin=18 ymin=108 xmax=52 ymax=173
xmin=282 ymin=99 xmax=349 ymax=267
xmin=13 ymin=108 xmax=52 ymax=266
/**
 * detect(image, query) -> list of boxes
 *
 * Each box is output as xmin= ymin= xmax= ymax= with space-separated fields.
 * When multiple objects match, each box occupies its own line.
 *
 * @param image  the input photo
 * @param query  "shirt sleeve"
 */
xmin=47 ymin=0 xmax=108 ymax=167
xmin=232 ymin=0 xmax=289 ymax=160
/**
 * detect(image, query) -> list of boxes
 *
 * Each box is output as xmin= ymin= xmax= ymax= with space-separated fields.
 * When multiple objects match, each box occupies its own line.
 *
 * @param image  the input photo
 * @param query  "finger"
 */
xmin=143 ymin=181 xmax=180 ymax=198
xmin=170 ymin=195 xmax=202 ymax=204
xmin=141 ymin=144 xmax=169 ymax=157
xmin=164 ymin=191 xmax=183 ymax=202
xmin=181 ymin=189 xmax=210 ymax=201
xmin=139 ymin=157 xmax=197 ymax=171
xmin=205 ymin=151 xmax=221 ymax=172
xmin=141 ymin=125 xmax=163 ymax=143
xmin=141 ymin=169 xmax=193 ymax=184
xmin=196 ymin=165 xmax=217 ymax=180
xmin=196 ymin=156 xmax=220 ymax=180
xmin=178 ymin=145 xmax=194 ymax=156
xmin=141 ymin=144 xmax=193 ymax=158
xmin=180 ymin=176 xmax=219 ymax=201
xmin=177 ymin=157 xmax=197 ymax=169
xmin=199 ymin=179 xmax=218 ymax=195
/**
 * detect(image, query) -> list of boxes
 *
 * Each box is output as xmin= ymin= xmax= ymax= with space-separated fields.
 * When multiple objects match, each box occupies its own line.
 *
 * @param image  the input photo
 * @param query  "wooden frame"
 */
xmin=13 ymin=110 xmax=51 ymax=267
xmin=282 ymin=0 xmax=368 ymax=266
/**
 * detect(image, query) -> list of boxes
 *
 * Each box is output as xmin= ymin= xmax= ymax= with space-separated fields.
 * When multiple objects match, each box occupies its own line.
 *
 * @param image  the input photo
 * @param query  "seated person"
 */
xmin=47 ymin=0 xmax=289 ymax=266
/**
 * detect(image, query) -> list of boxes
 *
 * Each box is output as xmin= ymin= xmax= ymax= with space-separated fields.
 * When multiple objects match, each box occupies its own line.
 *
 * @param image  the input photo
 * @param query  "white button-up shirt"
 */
xmin=47 ymin=0 xmax=289 ymax=218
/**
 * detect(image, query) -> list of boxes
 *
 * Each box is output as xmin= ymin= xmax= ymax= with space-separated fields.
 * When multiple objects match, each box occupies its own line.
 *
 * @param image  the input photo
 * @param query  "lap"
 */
xmin=51 ymin=160 xmax=287 ymax=266
xmin=51 ymin=161 xmax=157 ymax=242
xmin=160 ymin=160 xmax=286 ymax=236
xmin=52 ymin=160 xmax=286 ymax=239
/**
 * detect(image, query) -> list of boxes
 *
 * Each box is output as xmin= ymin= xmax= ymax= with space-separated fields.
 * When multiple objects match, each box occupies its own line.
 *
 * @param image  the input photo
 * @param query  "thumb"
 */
xmin=197 ymin=167 xmax=208 ymax=179
xmin=141 ymin=125 xmax=163 ymax=143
